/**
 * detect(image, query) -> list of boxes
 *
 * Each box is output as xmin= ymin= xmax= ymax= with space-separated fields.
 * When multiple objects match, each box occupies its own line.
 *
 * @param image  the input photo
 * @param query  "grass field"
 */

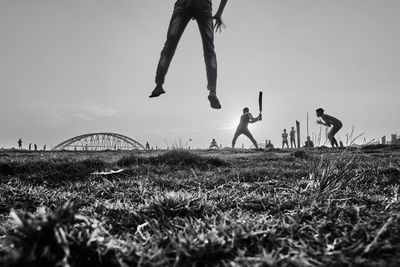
xmin=0 ymin=146 xmax=399 ymax=266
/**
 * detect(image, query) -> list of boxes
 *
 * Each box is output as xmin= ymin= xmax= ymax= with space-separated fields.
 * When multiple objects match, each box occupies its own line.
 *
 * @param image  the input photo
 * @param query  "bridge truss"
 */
xmin=52 ymin=133 xmax=145 ymax=151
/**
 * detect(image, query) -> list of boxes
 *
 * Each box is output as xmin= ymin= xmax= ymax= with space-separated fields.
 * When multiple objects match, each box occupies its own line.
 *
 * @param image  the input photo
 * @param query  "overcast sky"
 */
xmin=1 ymin=0 xmax=399 ymax=149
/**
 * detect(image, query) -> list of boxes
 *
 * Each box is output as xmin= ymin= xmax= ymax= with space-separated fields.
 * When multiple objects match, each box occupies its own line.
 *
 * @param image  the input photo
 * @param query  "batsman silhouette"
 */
xmin=150 ymin=0 xmax=228 ymax=109
xmin=232 ymin=107 xmax=261 ymax=149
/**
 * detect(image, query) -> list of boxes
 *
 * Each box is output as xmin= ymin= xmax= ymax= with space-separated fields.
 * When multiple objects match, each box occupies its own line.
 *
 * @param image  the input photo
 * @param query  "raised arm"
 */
xmin=216 ymin=0 xmax=228 ymax=16
xmin=249 ymin=113 xmax=261 ymax=123
xmin=213 ymin=0 xmax=228 ymax=32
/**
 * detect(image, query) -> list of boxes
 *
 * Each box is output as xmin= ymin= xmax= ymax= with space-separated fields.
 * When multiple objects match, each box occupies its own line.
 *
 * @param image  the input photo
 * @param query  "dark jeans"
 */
xmin=155 ymin=0 xmax=217 ymax=90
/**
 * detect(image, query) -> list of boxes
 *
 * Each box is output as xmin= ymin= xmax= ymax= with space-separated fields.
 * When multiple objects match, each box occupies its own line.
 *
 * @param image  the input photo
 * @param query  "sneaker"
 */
xmin=149 ymin=85 xmax=165 ymax=98
xmin=208 ymin=93 xmax=221 ymax=109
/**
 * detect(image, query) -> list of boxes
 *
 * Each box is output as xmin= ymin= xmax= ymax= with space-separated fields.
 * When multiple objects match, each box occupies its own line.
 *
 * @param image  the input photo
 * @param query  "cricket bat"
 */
xmin=258 ymin=91 xmax=263 ymax=121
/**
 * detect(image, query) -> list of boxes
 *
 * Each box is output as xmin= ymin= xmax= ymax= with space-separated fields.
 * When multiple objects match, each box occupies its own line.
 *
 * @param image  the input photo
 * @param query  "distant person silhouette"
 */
xmin=209 ymin=138 xmax=219 ymax=149
xmin=29 ymin=143 xmax=32 ymax=151
xmin=18 ymin=139 xmax=22 ymax=149
xmin=290 ymin=127 xmax=296 ymax=148
xmin=232 ymin=107 xmax=261 ymax=149
xmin=304 ymin=136 xmax=314 ymax=148
xmin=34 ymin=144 xmax=37 ymax=151
xmin=265 ymin=140 xmax=274 ymax=149
xmin=316 ymin=108 xmax=342 ymax=147
xmin=150 ymin=0 xmax=228 ymax=109
xmin=43 ymin=145 xmax=46 ymax=151
xmin=282 ymin=129 xmax=289 ymax=149
xmin=145 ymin=142 xmax=150 ymax=150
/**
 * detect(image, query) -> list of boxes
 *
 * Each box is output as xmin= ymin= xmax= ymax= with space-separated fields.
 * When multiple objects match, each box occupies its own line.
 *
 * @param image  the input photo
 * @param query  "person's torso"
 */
xmin=290 ymin=130 xmax=295 ymax=138
xmin=322 ymin=114 xmax=342 ymax=127
xmin=282 ymin=133 xmax=288 ymax=140
xmin=239 ymin=113 xmax=251 ymax=128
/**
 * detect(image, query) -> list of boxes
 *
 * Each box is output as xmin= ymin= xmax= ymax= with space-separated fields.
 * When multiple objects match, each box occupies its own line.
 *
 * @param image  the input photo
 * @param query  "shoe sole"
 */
xmin=208 ymin=95 xmax=222 ymax=109
xmin=149 ymin=91 xmax=165 ymax=98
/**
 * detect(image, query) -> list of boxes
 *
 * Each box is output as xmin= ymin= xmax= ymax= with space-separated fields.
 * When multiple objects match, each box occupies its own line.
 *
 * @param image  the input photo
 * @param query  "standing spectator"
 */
xmin=18 ymin=139 xmax=22 ymax=149
xmin=145 ymin=142 xmax=150 ymax=150
xmin=282 ymin=129 xmax=289 ymax=149
xmin=29 ymin=143 xmax=32 ymax=151
xmin=290 ymin=127 xmax=296 ymax=148
xmin=34 ymin=144 xmax=37 ymax=151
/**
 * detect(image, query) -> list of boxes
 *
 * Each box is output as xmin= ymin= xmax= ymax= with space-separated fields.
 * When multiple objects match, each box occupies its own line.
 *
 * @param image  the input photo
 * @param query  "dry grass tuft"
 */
xmin=2 ymin=203 xmax=128 ymax=267
xmin=307 ymin=147 xmax=367 ymax=201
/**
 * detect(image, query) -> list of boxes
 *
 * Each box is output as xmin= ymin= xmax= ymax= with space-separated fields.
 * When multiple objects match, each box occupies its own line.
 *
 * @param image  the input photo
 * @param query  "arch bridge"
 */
xmin=52 ymin=133 xmax=145 ymax=151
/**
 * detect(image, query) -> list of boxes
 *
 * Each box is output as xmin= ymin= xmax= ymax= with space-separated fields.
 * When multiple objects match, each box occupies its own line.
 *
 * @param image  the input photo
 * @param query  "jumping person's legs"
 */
xmin=195 ymin=11 xmax=217 ymax=92
xmin=152 ymin=2 xmax=192 ymax=97
xmin=194 ymin=0 xmax=221 ymax=109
